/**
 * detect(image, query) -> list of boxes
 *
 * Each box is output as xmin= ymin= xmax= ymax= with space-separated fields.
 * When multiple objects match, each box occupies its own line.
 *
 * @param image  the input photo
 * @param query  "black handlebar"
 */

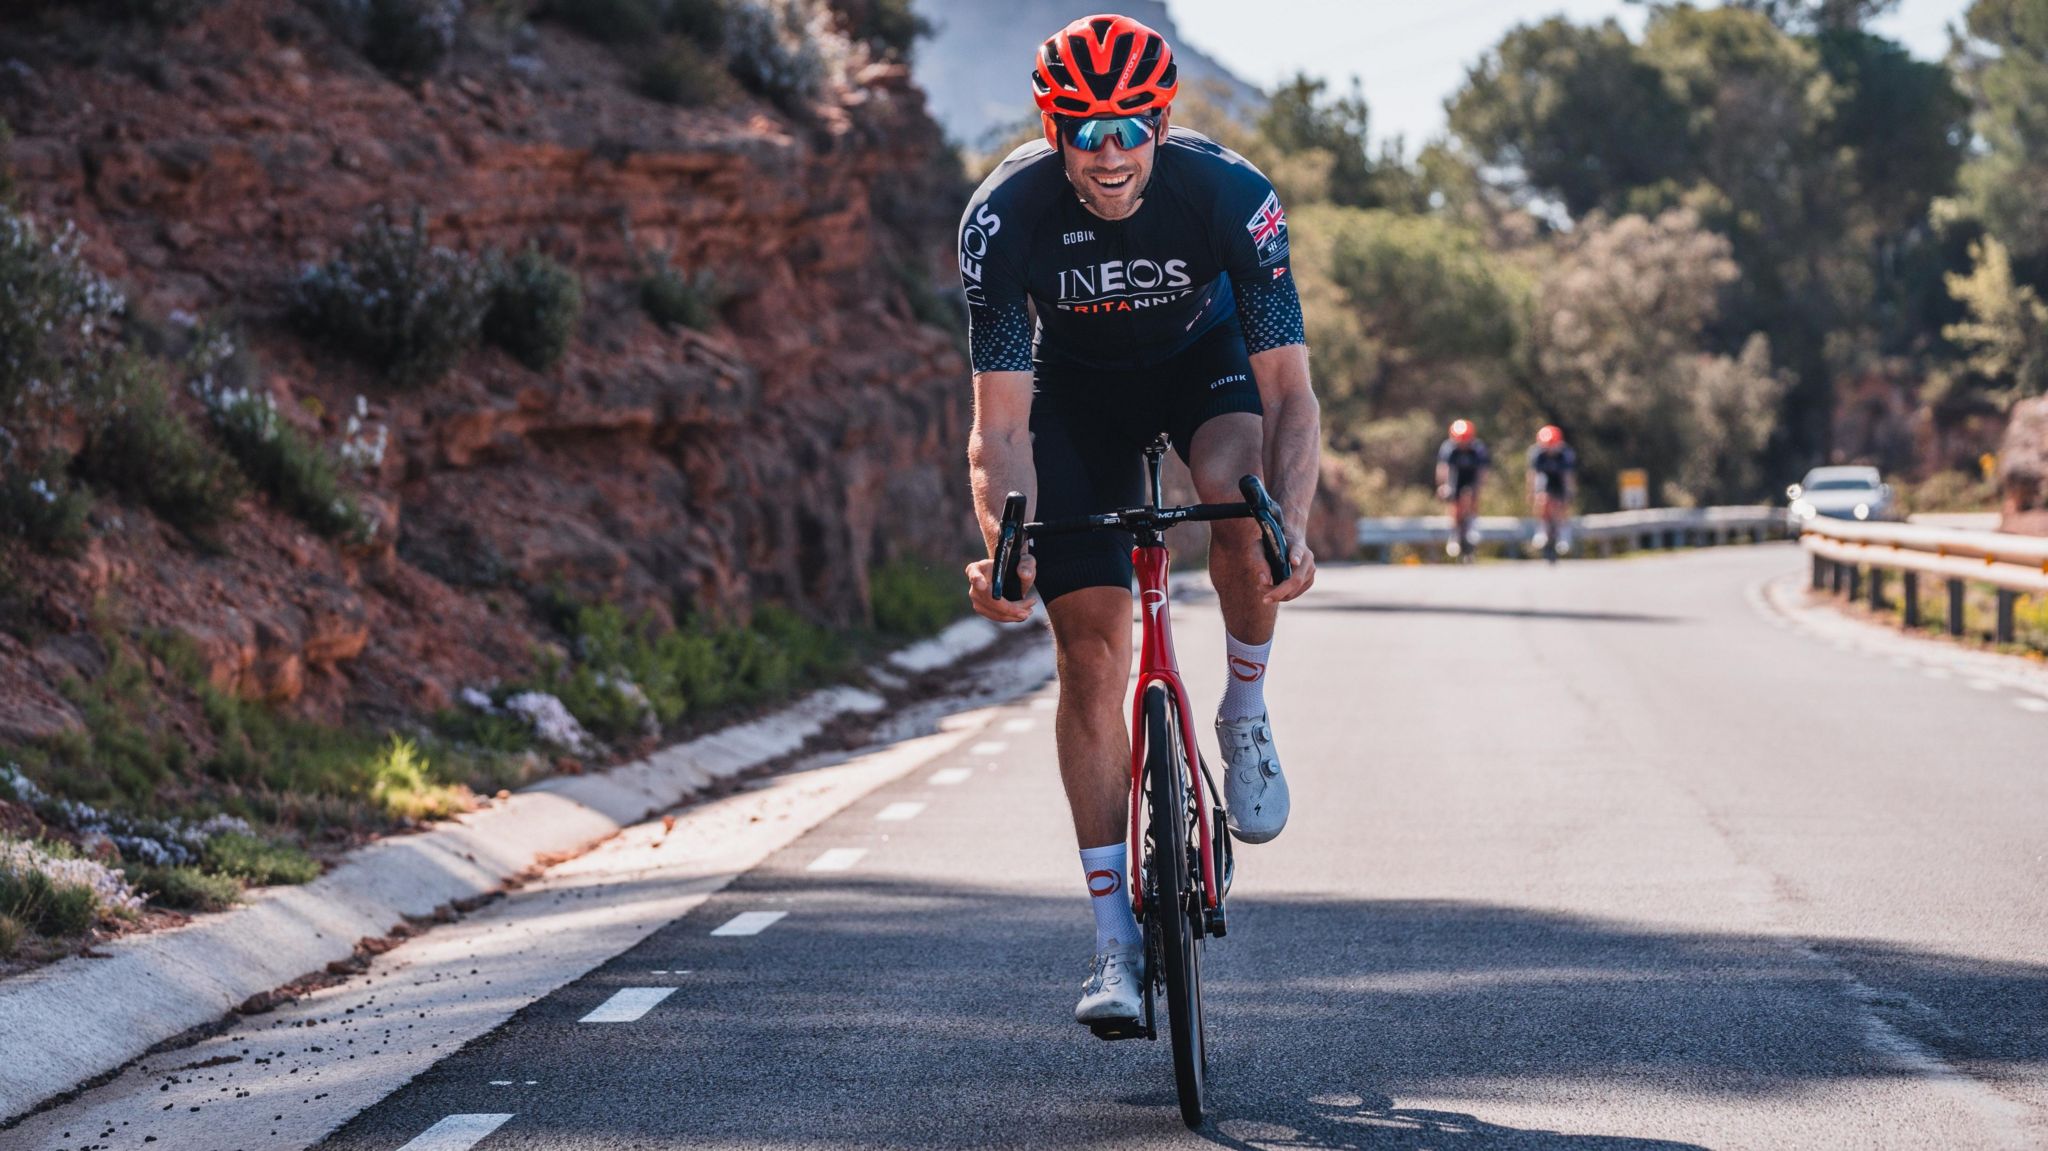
xmin=989 ymin=476 xmax=1292 ymax=602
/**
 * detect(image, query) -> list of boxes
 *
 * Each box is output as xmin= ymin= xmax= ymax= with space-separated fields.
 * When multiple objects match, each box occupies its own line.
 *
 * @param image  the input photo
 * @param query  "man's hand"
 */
xmin=1260 ymin=542 xmax=1316 ymax=605
xmin=966 ymin=554 xmax=1037 ymax=623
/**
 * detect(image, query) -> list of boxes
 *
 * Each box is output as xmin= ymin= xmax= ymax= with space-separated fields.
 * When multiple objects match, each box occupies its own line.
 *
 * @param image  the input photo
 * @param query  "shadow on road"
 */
xmin=317 ymin=874 xmax=2047 ymax=1149
xmin=1291 ymin=600 xmax=1682 ymax=625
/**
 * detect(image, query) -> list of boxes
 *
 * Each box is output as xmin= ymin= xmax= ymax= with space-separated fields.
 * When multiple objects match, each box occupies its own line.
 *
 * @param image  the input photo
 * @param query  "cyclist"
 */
xmin=1526 ymin=424 xmax=1577 ymax=556
xmin=957 ymin=14 xmax=1319 ymax=1031
xmin=1435 ymin=419 xmax=1489 ymax=558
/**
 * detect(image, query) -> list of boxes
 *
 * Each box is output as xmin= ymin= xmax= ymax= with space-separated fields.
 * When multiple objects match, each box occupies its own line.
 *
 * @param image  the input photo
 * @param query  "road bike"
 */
xmin=991 ymin=434 xmax=1291 ymax=1129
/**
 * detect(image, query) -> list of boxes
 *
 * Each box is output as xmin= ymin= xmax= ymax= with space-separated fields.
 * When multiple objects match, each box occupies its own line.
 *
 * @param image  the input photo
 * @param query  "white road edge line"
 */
xmin=876 ymin=802 xmax=927 ymax=822
xmin=806 ymin=848 xmax=868 ymax=872
xmin=929 ymin=768 xmax=973 ymax=786
xmin=967 ymin=741 xmax=1007 ymax=756
xmin=397 ymin=1113 xmax=514 ymax=1151
xmin=1001 ymin=717 xmax=1037 ymax=733
xmin=578 ymin=987 xmax=677 ymax=1023
xmin=710 ymin=911 xmax=788 ymax=936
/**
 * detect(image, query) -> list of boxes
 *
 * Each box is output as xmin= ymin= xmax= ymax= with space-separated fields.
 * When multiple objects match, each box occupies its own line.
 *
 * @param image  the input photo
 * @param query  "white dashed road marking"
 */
xmin=397 ymin=1113 xmax=514 ymax=1151
xmin=2015 ymin=697 xmax=2048 ymax=714
xmin=1001 ymin=718 xmax=1037 ymax=733
xmin=806 ymin=848 xmax=869 ymax=872
xmin=876 ymin=802 xmax=927 ymax=822
xmin=579 ymin=987 xmax=676 ymax=1023
xmin=711 ymin=911 xmax=788 ymax=936
xmin=929 ymin=768 xmax=973 ymax=786
xmin=1031 ymin=696 xmax=1057 ymax=710
xmin=968 ymin=741 xmax=1007 ymax=756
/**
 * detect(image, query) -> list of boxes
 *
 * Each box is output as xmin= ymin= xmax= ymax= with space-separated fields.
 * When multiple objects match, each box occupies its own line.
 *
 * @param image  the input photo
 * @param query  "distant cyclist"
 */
xmin=956 ymin=15 xmax=1319 ymax=1030
xmin=1436 ymin=419 xmax=1489 ymax=559
xmin=1526 ymin=424 xmax=1577 ymax=557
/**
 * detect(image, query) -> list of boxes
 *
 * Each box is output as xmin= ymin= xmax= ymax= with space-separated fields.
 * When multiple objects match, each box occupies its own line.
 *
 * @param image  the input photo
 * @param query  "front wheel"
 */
xmin=1143 ymin=683 xmax=1206 ymax=1128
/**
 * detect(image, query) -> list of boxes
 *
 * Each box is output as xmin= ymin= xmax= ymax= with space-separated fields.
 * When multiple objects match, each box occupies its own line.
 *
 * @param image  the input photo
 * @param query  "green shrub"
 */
xmin=635 ymin=250 xmax=723 ymax=331
xmin=0 ymin=208 xmax=126 ymax=426
xmin=200 ymin=832 xmax=320 ymax=886
xmin=0 ymin=913 xmax=21 ymax=957
xmin=484 ymin=246 xmax=583 ymax=370
xmin=869 ymin=559 xmax=961 ymax=638
xmin=131 ymin=864 xmax=240 ymax=912
xmin=0 ymin=453 xmax=91 ymax=551
xmin=640 ymin=37 xmax=734 ymax=107
xmin=843 ymin=0 xmax=925 ymax=57
xmin=364 ymin=0 xmax=462 ymax=79
xmin=664 ymin=0 xmax=725 ymax=45
xmin=205 ymin=387 xmax=361 ymax=537
xmin=0 ymin=860 xmax=100 ymax=937
xmin=721 ymin=0 xmax=827 ymax=109
xmin=541 ymin=0 xmax=662 ymax=43
xmin=368 ymin=736 xmax=470 ymax=821
xmin=292 ymin=207 xmax=489 ymax=388
xmin=75 ymin=356 xmax=243 ymax=531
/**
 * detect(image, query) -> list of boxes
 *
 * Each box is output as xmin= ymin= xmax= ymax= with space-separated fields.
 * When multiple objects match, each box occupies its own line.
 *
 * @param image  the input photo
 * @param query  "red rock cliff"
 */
xmin=0 ymin=1 xmax=974 ymax=728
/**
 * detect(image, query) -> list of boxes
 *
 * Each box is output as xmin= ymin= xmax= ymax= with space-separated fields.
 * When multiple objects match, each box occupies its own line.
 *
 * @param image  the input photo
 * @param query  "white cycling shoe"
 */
xmin=1218 ymin=712 xmax=1289 ymax=844
xmin=1075 ymin=943 xmax=1146 ymax=1026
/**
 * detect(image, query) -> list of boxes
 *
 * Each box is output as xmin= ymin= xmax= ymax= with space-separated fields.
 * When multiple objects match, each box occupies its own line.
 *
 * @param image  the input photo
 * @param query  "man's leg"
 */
xmin=1189 ymin=412 xmax=1291 ymax=843
xmin=1045 ymin=587 xmax=1136 ymax=849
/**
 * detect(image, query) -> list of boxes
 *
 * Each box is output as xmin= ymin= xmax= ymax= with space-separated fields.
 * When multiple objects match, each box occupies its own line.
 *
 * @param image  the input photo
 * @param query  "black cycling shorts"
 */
xmin=1028 ymin=322 xmax=1264 ymax=604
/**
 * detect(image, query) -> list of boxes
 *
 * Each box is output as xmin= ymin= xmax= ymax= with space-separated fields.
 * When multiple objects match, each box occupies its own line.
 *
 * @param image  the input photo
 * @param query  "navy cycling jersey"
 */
xmin=1527 ymin=444 xmax=1578 ymax=494
xmin=958 ymin=127 xmax=1306 ymax=373
xmin=1438 ymin=439 xmax=1491 ymax=487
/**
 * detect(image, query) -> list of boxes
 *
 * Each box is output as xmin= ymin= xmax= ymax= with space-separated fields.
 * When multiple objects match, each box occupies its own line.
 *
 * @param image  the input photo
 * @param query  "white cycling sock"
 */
xmin=1219 ymin=632 xmax=1273 ymax=722
xmin=1080 ymin=842 xmax=1141 ymax=951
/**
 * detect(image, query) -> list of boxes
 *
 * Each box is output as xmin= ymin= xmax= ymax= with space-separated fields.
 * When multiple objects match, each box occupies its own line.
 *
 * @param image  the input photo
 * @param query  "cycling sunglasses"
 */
xmin=1058 ymin=111 xmax=1163 ymax=153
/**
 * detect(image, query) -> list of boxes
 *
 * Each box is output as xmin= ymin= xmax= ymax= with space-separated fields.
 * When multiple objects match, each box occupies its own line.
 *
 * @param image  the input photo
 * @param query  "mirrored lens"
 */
xmin=1064 ymin=114 xmax=1158 ymax=152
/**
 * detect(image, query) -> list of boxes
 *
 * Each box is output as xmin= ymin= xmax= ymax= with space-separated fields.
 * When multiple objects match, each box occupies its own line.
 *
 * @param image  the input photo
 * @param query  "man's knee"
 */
xmin=1049 ymin=590 xmax=1131 ymax=692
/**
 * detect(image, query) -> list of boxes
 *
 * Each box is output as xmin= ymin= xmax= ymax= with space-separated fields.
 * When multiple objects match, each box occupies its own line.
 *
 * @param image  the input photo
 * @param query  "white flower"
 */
xmin=504 ymin=691 xmax=595 ymax=754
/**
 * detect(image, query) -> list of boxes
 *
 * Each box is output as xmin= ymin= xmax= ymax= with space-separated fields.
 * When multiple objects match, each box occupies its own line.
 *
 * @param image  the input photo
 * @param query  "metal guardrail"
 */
xmin=1799 ymin=516 xmax=2048 ymax=644
xmin=1356 ymin=506 xmax=1790 ymax=561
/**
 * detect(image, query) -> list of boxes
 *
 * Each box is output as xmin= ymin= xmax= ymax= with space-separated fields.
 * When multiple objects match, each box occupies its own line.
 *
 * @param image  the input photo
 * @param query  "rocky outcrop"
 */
xmin=1997 ymin=395 xmax=2048 ymax=536
xmin=0 ymin=1 xmax=975 ymax=722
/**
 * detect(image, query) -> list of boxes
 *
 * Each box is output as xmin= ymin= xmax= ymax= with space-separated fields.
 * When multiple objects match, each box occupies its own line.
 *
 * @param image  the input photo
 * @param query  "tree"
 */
xmin=1952 ymin=0 xmax=2048 ymax=264
xmin=1723 ymin=0 xmax=1902 ymax=32
xmin=1448 ymin=18 xmax=1692 ymax=219
xmin=1945 ymin=235 xmax=2048 ymax=406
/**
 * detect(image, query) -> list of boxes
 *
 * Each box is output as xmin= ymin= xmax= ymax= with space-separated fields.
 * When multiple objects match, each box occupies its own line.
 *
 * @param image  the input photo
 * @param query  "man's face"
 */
xmin=1061 ymin=111 xmax=1165 ymax=221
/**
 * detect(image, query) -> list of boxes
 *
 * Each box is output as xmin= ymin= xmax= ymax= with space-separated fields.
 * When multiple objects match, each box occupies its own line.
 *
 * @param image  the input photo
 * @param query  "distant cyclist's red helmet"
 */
xmin=1449 ymin=419 xmax=1475 ymax=445
xmin=1032 ymin=14 xmax=1180 ymax=145
xmin=1537 ymin=424 xmax=1563 ymax=447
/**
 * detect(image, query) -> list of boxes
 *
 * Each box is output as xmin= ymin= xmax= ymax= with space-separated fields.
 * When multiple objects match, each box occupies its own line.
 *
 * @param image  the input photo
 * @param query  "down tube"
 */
xmin=1128 ymin=544 xmax=1220 ymax=912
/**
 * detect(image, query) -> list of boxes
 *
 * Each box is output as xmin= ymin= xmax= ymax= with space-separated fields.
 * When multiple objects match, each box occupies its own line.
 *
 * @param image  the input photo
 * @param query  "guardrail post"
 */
xmin=1947 ymin=579 xmax=1966 ymax=637
xmin=1902 ymin=571 xmax=1920 ymax=628
xmin=1869 ymin=566 xmax=1886 ymax=611
xmin=1811 ymin=554 xmax=1827 ymax=590
xmin=1829 ymin=560 xmax=1844 ymax=595
xmin=1996 ymin=590 xmax=2017 ymax=645
xmin=1847 ymin=565 xmax=1862 ymax=601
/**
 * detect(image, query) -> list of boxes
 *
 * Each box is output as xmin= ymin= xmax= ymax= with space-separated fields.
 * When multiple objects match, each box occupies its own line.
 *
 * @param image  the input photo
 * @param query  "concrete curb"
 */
xmin=0 ymin=618 xmax=1005 ymax=1122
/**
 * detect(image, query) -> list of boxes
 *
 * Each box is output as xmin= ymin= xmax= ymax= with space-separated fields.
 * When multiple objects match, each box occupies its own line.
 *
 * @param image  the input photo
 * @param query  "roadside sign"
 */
xmin=1619 ymin=468 xmax=1649 ymax=510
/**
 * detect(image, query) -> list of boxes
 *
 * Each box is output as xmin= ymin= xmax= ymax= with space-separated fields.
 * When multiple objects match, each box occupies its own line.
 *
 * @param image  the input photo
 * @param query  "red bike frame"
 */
xmin=1125 ymin=543 xmax=1221 ymax=916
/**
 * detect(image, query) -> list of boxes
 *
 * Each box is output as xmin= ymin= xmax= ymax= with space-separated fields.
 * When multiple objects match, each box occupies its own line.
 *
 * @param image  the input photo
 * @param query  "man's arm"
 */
xmin=1249 ymin=343 xmax=1319 ymax=604
xmin=965 ymin=369 xmax=1038 ymax=622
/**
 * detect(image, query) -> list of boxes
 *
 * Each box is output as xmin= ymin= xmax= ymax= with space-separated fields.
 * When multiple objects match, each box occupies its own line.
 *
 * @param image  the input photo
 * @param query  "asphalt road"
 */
xmin=113 ymin=546 xmax=2048 ymax=1148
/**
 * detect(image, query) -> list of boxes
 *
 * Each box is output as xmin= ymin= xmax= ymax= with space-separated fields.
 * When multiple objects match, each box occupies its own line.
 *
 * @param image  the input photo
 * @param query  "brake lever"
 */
xmin=991 ymin=492 xmax=1028 ymax=602
xmin=1238 ymin=475 xmax=1293 ymax=586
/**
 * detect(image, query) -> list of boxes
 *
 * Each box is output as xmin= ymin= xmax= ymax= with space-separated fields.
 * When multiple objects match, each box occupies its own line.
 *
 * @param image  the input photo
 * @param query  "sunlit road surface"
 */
xmin=60 ymin=545 xmax=2048 ymax=1149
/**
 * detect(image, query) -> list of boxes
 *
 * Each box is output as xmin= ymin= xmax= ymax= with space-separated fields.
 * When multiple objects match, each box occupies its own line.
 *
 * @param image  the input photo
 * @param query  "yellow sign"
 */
xmin=1619 ymin=468 xmax=1649 ymax=511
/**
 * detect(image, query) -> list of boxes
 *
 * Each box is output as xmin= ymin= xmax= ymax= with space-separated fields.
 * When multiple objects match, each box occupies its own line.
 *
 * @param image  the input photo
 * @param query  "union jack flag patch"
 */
xmin=1245 ymin=191 xmax=1288 ymax=266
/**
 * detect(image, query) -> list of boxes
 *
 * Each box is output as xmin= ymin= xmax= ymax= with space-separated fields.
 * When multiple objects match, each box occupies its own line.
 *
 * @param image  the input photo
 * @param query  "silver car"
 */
xmin=1787 ymin=465 xmax=1893 ymax=524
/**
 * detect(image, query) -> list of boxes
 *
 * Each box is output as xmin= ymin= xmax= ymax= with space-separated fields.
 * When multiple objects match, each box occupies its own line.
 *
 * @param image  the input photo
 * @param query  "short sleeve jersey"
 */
xmin=1527 ymin=444 xmax=1578 ymax=493
xmin=958 ymin=127 xmax=1306 ymax=373
xmin=1438 ymin=439 xmax=1491 ymax=485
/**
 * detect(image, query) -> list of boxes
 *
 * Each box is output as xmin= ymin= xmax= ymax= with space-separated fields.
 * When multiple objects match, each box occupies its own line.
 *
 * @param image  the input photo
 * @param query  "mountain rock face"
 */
xmin=0 ymin=1 xmax=975 ymax=724
xmin=909 ymin=0 xmax=1260 ymax=149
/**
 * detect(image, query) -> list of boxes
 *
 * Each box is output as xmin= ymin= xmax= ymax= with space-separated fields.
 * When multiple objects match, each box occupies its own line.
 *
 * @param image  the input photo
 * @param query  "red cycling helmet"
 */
xmin=1537 ymin=424 xmax=1563 ymax=447
xmin=1449 ymin=419 xmax=1476 ymax=445
xmin=1032 ymin=14 xmax=1180 ymax=147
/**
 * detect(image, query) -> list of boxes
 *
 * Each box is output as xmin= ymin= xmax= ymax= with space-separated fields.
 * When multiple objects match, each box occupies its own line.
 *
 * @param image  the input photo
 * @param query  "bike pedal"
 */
xmin=1087 ymin=1019 xmax=1150 ymax=1042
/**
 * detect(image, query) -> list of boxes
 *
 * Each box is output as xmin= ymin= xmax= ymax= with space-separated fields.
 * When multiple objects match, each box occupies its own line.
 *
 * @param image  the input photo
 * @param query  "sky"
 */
xmin=1165 ymin=0 xmax=1972 ymax=150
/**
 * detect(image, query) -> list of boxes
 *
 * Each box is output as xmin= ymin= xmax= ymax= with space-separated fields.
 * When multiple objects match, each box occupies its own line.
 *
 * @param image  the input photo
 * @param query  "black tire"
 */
xmin=1143 ymin=683 xmax=1206 ymax=1128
